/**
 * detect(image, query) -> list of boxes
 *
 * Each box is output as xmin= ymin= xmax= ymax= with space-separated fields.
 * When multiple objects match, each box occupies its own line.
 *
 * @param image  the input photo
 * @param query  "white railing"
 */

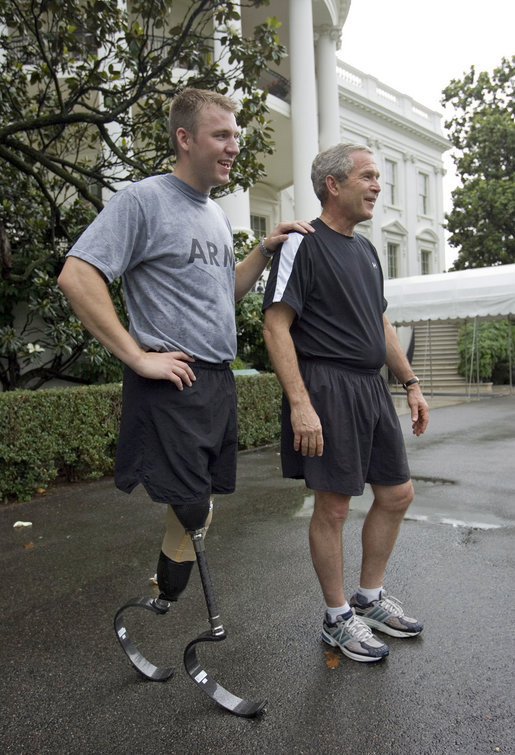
xmin=336 ymin=58 xmax=442 ymax=132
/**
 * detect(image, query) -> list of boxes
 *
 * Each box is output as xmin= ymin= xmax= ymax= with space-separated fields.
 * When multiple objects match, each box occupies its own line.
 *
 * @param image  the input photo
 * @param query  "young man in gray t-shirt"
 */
xmin=58 ymin=89 xmax=313 ymax=618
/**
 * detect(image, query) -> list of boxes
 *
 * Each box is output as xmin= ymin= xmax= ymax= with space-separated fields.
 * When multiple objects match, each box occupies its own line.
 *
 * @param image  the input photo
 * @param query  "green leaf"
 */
xmin=443 ymin=56 xmax=515 ymax=269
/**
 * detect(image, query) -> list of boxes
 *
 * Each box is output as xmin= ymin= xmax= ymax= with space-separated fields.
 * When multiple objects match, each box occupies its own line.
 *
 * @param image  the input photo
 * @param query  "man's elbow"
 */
xmin=57 ymin=259 xmax=72 ymax=296
xmin=262 ymin=318 xmax=274 ymax=347
xmin=263 ymin=322 xmax=284 ymax=358
xmin=58 ymin=257 xmax=97 ymax=298
xmin=263 ymin=304 xmax=292 ymax=344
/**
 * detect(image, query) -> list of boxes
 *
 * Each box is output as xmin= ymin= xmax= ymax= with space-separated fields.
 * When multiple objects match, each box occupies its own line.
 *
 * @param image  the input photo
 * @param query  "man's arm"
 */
xmin=383 ymin=314 xmax=429 ymax=436
xmin=263 ymin=302 xmax=323 ymax=457
xmin=234 ymin=220 xmax=314 ymax=300
xmin=57 ymin=257 xmax=196 ymax=389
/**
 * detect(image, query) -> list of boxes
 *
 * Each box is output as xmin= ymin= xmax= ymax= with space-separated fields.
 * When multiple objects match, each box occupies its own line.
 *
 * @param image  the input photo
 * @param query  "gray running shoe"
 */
xmin=350 ymin=591 xmax=423 ymax=638
xmin=322 ymin=609 xmax=389 ymax=662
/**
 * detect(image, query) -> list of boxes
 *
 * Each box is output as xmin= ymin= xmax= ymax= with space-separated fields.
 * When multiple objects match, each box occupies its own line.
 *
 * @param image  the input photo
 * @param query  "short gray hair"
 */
xmin=311 ymin=143 xmax=373 ymax=204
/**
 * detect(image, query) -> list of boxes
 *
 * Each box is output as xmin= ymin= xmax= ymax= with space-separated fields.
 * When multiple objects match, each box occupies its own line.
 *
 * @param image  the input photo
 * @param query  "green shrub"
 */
xmin=0 ymin=374 xmax=283 ymax=503
xmin=0 ymin=384 xmax=122 ymax=502
xmin=457 ymin=320 xmax=515 ymax=381
xmin=230 ymin=356 xmax=247 ymax=370
xmin=235 ymin=292 xmax=272 ymax=371
xmin=232 ymin=231 xmax=272 ymax=372
xmin=235 ymin=373 xmax=282 ymax=448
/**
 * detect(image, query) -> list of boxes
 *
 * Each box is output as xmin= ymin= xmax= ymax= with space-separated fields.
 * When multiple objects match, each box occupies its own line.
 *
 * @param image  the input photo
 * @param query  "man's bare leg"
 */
xmin=360 ymin=481 xmax=414 ymax=589
xmin=351 ymin=480 xmax=423 ymax=638
xmin=309 ymin=490 xmax=351 ymax=607
xmin=312 ymin=489 xmax=390 ymax=662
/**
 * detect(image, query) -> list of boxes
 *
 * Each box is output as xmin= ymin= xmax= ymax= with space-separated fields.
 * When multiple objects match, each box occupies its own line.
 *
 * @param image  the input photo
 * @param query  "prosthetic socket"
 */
xmin=157 ymin=500 xmax=212 ymax=602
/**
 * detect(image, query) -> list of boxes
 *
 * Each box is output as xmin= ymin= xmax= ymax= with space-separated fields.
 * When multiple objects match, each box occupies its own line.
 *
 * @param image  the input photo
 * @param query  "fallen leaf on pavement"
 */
xmin=324 ymin=650 xmax=340 ymax=669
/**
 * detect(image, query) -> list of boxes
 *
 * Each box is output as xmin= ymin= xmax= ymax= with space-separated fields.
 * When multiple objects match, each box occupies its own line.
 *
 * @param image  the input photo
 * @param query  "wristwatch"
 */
xmin=402 ymin=376 xmax=420 ymax=390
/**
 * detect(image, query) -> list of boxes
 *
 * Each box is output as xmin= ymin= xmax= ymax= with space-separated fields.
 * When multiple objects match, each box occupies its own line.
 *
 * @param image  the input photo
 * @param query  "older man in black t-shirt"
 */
xmin=263 ymin=143 xmax=429 ymax=664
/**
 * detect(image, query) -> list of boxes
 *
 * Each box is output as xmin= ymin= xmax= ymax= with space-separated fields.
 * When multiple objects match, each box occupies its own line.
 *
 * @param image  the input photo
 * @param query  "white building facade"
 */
xmin=217 ymin=0 xmax=449 ymax=280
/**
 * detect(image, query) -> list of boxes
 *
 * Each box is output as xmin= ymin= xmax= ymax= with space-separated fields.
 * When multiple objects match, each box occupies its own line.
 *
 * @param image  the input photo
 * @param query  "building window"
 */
xmin=421 ymin=249 xmax=431 ymax=275
xmin=384 ymin=159 xmax=397 ymax=205
xmin=417 ymin=172 xmax=429 ymax=215
xmin=250 ymin=214 xmax=267 ymax=239
xmin=387 ymin=242 xmax=399 ymax=278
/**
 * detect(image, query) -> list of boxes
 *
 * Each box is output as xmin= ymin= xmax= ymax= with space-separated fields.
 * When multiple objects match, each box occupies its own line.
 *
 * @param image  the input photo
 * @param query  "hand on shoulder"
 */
xmin=264 ymin=220 xmax=315 ymax=252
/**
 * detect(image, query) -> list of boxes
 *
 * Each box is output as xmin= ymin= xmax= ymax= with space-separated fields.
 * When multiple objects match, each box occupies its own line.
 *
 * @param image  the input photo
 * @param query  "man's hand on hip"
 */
xmin=133 ymin=351 xmax=197 ymax=389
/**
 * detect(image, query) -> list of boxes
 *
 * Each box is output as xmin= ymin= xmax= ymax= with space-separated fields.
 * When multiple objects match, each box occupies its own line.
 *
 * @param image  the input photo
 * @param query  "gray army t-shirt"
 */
xmin=67 ymin=174 xmax=237 ymax=362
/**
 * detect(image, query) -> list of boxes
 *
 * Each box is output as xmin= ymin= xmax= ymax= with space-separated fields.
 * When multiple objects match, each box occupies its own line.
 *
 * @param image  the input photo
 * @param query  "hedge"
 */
xmin=0 ymin=374 xmax=283 ymax=503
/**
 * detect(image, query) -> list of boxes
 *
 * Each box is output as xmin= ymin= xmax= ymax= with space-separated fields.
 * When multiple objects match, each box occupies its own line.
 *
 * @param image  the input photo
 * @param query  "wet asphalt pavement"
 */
xmin=1 ymin=394 xmax=514 ymax=754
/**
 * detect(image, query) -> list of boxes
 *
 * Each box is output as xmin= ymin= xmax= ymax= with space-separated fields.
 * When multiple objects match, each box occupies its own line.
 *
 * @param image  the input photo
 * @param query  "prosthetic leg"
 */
xmin=114 ymin=501 xmax=267 ymax=717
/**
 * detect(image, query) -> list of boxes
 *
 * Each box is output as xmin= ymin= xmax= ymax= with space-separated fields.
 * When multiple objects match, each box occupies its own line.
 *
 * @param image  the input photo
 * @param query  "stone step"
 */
xmin=409 ymin=322 xmax=465 ymax=388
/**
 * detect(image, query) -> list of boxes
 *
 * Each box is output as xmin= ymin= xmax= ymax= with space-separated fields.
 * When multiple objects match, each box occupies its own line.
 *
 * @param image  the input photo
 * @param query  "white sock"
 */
xmin=357 ymin=586 xmax=383 ymax=604
xmin=325 ymin=602 xmax=351 ymax=622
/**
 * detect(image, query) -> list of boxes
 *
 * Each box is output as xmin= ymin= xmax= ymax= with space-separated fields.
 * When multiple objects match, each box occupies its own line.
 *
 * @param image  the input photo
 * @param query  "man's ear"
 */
xmin=326 ymin=175 xmax=340 ymax=197
xmin=175 ymin=127 xmax=191 ymax=154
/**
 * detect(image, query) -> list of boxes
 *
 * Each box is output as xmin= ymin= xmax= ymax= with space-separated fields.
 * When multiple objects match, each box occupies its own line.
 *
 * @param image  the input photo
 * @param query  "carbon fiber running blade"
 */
xmin=114 ymin=597 xmax=174 ymax=682
xmin=184 ymin=632 xmax=267 ymax=718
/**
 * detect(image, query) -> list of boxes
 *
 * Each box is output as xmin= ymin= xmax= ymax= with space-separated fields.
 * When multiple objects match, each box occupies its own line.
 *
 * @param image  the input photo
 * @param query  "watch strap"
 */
xmin=402 ymin=376 xmax=420 ymax=390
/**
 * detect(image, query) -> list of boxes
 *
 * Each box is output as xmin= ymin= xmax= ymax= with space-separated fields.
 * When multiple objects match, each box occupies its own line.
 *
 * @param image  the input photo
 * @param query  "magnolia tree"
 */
xmin=442 ymin=56 xmax=515 ymax=270
xmin=0 ymin=0 xmax=285 ymax=390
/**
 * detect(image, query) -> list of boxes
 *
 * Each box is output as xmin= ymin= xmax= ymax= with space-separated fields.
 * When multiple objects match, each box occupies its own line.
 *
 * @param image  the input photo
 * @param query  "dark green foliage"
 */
xmin=0 ymin=373 xmax=283 ymax=502
xmin=442 ymin=56 xmax=515 ymax=269
xmin=233 ymin=230 xmax=270 ymax=371
xmin=235 ymin=292 xmax=271 ymax=371
xmin=0 ymin=383 xmax=122 ymax=502
xmin=457 ymin=319 xmax=515 ymax=381
xmin=236 ymin=373 xmax=282 ymax=447
xmin=0 ymin=176 xmax=126 ymax=389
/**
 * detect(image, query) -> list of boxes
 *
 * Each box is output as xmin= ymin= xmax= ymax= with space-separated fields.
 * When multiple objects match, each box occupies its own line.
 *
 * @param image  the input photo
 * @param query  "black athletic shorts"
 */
xmin=281 ymin=359 xmax=411 ymax=496
xmin=115 ymin=361 xmax=238 ymax=505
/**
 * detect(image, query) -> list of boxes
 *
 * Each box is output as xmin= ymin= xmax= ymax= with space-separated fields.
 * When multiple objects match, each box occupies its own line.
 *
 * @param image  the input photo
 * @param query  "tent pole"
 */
xmin=467 ymin=319 xmax=476 ymax=401
xmin=428 ymin=320 xmax=433 ymax=398
xmin=476 ymin=317 xmax=480 ymax=400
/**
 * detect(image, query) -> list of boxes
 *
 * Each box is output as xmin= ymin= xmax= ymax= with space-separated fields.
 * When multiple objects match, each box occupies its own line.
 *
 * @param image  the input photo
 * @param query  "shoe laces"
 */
xmin=377 ymin=593 xmax=404 ymax=617
xmin=342 ymin=613 xmax=374 ymax=642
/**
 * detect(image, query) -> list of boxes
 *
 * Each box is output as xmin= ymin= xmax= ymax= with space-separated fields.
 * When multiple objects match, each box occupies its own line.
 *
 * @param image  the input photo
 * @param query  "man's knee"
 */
xmin=373 ymin=481 xmax=414 ymax=513
xmin=313 ymin=490 xmax=351 ymax=526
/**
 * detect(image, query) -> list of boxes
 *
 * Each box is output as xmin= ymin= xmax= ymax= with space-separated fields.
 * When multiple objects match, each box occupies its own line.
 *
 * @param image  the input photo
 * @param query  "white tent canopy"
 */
xmin=384 ymin=264 xmax=515 ymax=326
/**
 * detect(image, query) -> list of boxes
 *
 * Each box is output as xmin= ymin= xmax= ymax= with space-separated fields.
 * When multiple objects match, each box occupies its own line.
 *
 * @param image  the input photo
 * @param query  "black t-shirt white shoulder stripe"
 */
xmin=262 ymin=217 xmax=387 ymax=371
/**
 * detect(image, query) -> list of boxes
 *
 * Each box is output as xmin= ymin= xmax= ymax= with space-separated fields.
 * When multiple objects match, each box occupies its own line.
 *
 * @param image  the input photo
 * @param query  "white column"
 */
xmin=403 ymin=151 xmax=418 ymax=273
xmin=288 ymin=0 xmax=320 ymax=219
xmin=216 ymin=191 xmax=252 ymax=235
xmin=315 ymin=25 xmax=341 ymax=150
xmin=213 ymin=3 xmax=252 ymax=235
xmin=433 ymin=165 xmax=446 ymax=272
